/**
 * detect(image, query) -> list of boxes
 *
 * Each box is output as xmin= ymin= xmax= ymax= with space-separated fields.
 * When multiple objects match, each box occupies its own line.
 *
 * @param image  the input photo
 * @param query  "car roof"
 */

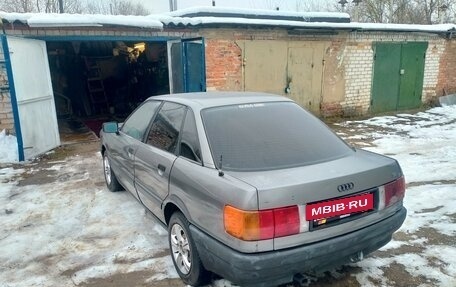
xmin=147 ymin=92 xmax=293 ymax=111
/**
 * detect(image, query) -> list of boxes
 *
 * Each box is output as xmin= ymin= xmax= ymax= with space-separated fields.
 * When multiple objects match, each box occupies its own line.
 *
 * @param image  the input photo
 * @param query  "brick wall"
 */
xmin=0 ymin=42 xmax=15 ymax=135
xmin=202 ymin=29 xmax=448 ymax=116
xmin=2 ymin=25 xmax=452 ymax=118
xmin=340 ymin=42 xmax=373 ymax=116
xmin=321 ymin=38 xmax=346 ymax=117
xmin=423 ymin=40 xmax=446 ymax=103
xmin=205 ymin=39 xmax=242 ymax=91
xmin=436 ymin=39 xmax=456 ymax=99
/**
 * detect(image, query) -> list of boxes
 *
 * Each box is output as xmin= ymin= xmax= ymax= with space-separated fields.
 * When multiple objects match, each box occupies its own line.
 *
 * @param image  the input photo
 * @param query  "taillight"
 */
xmin=223 ymin=206 xmax=273 ymax=240
xmin=273 ymin=206 xmax=300 ymax=237
xmin=224 ymin=205 xmax=301 ymax=241
xmin=383 ymin=176 xmax=406 ymax=208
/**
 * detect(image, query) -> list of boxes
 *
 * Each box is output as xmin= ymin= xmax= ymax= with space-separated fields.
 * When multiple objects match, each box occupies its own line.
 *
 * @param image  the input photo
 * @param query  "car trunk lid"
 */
xmin=228 ymin=149 xmax=401 ymax=210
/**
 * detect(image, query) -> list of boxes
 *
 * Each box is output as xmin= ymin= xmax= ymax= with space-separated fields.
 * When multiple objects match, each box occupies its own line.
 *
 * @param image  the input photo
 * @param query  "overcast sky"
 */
xmin=132 ymin=0 xmax=335 ymax=14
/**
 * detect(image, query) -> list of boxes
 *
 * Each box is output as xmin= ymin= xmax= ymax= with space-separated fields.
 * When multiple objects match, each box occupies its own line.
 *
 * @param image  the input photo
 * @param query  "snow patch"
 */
xmin=350 ymin=106 xmax=456 ymax=183
xmin=353 ymin=257 xmax=390 ymax=286
xmin=401 ymin=184 xmax=456 ymax=236
xmin=379 ymin=239 xmax=407 ymax=251
xmin=0 ymin=154 xmax=175 ymax=286
xmin=424 ymin=246 xmax=456 ymax=278
xmin=395 ymin=253 xmax=456 ymax=287
xmin=345 ymin=106 xmax=456 ymax=287
xmin=0 ymin=129 xmax=18 ymax=163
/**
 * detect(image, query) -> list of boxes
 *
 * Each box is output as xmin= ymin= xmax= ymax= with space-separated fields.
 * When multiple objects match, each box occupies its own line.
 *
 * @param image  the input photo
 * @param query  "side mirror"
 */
xmin=102 ymin=122 xmax=119 ymax=134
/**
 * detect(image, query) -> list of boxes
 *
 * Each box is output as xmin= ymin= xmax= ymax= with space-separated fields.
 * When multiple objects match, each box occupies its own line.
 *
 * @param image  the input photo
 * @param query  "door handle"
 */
xmin=127 ymin=148 xmax=134 ymax=159
xmin=157 ymin=164 xmax=166 ymax=176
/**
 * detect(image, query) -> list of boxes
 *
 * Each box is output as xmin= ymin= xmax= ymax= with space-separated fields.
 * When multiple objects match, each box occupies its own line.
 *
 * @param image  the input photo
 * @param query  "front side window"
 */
xmin=147 ymin=102 xmax=186 ymax=153
xmin=201 ymin=102 xmax=353 ymax=171
xmin=179 ymin=110 xmax=202 ymax=163
xmin=121 ymin=101 xmax=161 ymax=141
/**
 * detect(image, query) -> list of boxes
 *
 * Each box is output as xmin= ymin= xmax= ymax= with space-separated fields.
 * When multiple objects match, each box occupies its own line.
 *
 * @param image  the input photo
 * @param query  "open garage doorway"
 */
xmin=3 ymin=35 xmax=206 ymax=159
xmin=47 ymin=40 xmax=170 ymax=143
xmin=45 ymin=38 xmax=206 ymax=145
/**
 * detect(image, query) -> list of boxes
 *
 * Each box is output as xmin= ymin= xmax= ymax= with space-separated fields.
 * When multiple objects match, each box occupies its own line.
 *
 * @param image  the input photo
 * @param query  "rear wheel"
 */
xmin=168 ymin=212 xmax=209 ymax=286
xmin=103 ymin=152 xmax=123 ymax=192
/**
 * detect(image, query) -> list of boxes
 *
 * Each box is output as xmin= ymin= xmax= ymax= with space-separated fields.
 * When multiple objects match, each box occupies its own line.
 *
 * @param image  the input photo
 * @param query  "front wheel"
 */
xmin=168 ymin=212 xmax=209 ymax=286
xmin=102 ymin=152 xmax=123 ymax=192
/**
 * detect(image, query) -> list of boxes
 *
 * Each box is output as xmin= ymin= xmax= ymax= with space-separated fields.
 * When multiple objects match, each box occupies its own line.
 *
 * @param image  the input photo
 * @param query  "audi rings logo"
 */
xmin=337 ymin=182 xmax=354 ymax=192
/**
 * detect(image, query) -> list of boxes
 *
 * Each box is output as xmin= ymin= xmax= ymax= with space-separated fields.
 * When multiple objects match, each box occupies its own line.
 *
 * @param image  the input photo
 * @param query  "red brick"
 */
xmin=436 ymin=40 xmax=456 ymax=97
xmin=205 ymin=39 xmax=242 ymax=91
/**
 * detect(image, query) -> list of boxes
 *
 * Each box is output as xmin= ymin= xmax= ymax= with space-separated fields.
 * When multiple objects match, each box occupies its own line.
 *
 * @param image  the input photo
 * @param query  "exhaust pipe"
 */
xmin=293 ymin=273 xmax=317 ymax=287
xmin=349 ymin=251 xmax=364 ymax=263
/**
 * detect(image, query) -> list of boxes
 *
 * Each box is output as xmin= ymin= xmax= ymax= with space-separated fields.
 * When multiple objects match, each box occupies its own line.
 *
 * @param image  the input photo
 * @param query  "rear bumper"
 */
xmin=190 ymin=207 xmax=406 ymax=287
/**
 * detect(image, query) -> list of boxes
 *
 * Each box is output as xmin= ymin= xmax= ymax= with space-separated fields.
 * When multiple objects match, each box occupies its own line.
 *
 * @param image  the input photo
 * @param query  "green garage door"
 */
xmin=371 ymin=42 xmax=427 ymax=113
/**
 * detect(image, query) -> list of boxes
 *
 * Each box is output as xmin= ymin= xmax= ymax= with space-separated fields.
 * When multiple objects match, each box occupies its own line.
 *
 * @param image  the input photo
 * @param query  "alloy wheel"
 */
xmin=170 ymin=223 xmax=192 ymax=274
xmin=103 ymin=155 xmax=112 ymax=185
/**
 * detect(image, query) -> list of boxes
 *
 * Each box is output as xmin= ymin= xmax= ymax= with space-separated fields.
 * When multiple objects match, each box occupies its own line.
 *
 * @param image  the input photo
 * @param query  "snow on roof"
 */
xmin=0 ymin=12 xmax=33 ymax=23
xmin=158 ymin=15 xmax=456 ymax=33
xmin=0 ymin=12 xmax=163 ymax=29
xmin=349 ymin=22 xmax=456 ymax=33
xmin=1 ymin=7 xmax=455 ymax=34
xmin=165 ymin=6 xmax=350 ymax=23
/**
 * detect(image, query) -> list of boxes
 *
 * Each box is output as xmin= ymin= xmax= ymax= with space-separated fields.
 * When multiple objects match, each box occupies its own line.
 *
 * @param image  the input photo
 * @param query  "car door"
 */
xmin=108 ymin=100 xmax=162 ymax=197
xmin=134 ymin=102 xmax=187 ymax=218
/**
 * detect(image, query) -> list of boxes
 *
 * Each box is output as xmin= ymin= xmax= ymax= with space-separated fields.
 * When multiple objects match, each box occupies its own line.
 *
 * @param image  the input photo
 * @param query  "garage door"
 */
xmin=168 ymin=38 xmax=206 ymax=93
xmin=371 ymin=42 xmax=427 ymax=113
xmin=242 ymin=40 xmax=325 ymax=115
xmin=243 ymin=40 xmax=288 ymax=94
xmin=287 ymin=45 xmax=325 ymax=114
xmin=6 ymin=36 xmax=60 ymax=160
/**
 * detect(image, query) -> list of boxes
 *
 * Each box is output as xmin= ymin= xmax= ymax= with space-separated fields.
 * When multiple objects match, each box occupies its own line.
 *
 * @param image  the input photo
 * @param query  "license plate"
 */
xmin=306 ymin=193 xmax=374 ymax=221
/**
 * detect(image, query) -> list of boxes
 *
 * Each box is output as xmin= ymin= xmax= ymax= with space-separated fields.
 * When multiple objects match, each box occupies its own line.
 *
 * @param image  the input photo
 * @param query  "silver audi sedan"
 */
xmin=100 ymin=92 xmax=406 ymax=287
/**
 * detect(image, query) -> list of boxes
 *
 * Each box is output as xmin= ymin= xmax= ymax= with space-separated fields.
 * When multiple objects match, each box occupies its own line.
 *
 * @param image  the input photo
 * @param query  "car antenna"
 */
xmin=218 ymin=155 xmax=224 ymax=177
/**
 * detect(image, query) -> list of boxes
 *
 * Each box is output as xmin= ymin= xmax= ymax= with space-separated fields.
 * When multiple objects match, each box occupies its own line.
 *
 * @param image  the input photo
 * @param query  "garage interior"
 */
xmin=46 ymin=40 xmax=170 ymax=143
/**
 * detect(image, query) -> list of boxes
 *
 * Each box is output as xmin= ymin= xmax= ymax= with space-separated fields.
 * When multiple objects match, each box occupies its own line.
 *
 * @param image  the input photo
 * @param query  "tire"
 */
xmin=102 ymin=152 xmax=123 ymax=192
xmin=168 ymin=212 xmax=209 ymax=286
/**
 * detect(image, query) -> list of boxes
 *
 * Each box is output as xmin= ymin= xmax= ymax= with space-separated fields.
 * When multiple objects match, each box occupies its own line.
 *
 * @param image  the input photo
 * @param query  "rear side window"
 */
xmin=146 ymin=102 xmax=186 ymax=153
xmin=201 ymin=102 xmax=353 ymax=171
xmin=121 ymin=101 xmax=161 ymax=140
xmin=179 ymin=110 xmax=202 ymax=164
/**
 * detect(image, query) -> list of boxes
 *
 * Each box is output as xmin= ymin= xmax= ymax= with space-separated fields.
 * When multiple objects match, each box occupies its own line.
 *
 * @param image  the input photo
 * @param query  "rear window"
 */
xmin=201 ymin=102 xmax=353 ymax=171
